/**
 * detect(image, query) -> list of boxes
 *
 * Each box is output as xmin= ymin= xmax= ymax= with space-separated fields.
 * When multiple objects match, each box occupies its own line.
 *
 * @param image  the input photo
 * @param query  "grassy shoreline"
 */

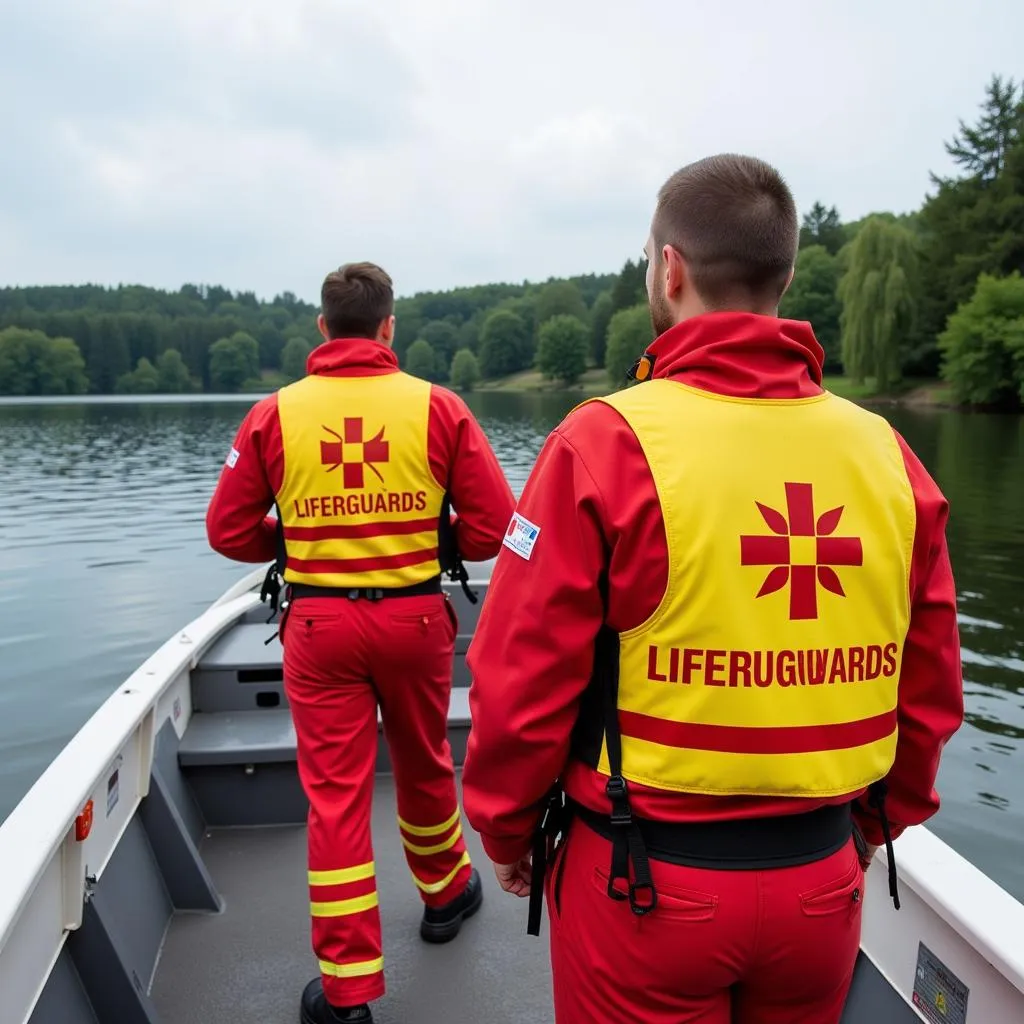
xmin=474 ymin=369 xmax=951 ymax=408
xmin=240 ymin=366 xmax=952 ymax=409
xmin=473 ymin=367 xmax=611 ymax=397
xmin=821 ymin=377 xmax=952 ymax=407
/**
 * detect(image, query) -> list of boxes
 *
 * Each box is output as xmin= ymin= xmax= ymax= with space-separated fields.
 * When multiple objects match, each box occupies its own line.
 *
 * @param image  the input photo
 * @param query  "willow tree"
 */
xmin=838 ymin=217 xmax=921 ymax=392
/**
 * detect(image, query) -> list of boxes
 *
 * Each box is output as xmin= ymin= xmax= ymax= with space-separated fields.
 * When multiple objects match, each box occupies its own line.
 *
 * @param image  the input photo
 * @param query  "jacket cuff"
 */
xmin=480 ymin=832 xmax=532 ymax=864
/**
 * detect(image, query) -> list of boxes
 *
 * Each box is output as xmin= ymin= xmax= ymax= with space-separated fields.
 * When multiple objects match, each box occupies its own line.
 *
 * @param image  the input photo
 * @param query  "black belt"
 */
xmin=288 ymin=576 xmax=442 ymax=602
xmin=570 ymin=798 xmax=853 ymax=871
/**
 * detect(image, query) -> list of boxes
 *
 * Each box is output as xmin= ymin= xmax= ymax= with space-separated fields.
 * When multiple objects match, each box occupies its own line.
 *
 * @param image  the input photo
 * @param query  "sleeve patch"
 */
xmin=502 ymin=512 xmax=541 ymax=561
xmin=226 ymin=447 xmax=240 ymax=469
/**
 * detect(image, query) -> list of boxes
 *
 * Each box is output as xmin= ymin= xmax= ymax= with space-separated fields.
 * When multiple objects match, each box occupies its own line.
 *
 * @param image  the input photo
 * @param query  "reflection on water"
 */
xmin=0 ymin=396 xmax=1022 ymax=903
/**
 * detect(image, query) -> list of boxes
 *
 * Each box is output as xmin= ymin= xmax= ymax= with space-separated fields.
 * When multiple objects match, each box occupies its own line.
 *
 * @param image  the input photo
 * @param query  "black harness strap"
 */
xmin=597 ymin=624 xmax=657 ymax=916
xmin=867 ymin=780 xmax=901 ymax=910
xmin=527 ymin=787 xmax=566 ymax=936
xmin=439 ymin=492 xmax=479 ymax=605
xmin=259 ymin=511 xmax=288 ymax=644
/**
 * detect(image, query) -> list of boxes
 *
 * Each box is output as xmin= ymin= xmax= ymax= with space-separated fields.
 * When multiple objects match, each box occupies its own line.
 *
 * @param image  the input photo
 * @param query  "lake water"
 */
xmin=0 ymin=394 xmax=1022 ymax=904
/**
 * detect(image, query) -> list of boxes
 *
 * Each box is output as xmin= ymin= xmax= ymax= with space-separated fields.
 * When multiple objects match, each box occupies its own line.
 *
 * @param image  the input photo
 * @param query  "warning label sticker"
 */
xmin=912 ymin=942 xmax=968 ymax=1024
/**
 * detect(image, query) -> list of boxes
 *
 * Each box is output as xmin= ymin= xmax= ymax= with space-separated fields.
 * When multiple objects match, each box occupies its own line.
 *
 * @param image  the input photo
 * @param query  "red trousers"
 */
xmin=547 ymin=821 xmax=863 ymax=1024
xmin=282 ymin=592 xmax=473 ymax=1007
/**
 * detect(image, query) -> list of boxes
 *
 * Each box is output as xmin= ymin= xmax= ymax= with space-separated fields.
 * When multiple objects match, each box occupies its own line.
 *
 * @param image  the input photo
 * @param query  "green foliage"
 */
xmin=209 ymin=331 xmax=260 ymax=393
xmin=611 ymin=259 xmax=647 ymax=313
xmin=281 ymin=337 xmax=313 ymax=381
xmin=419 ymin=320 xmax=461 ymax=368
xmin=918 ymin=76 xmax=1024 ymax=356
xmin=536 ymin=315 xmax=590 ymax=385
xmin=0 ymin=327 xmax=88 ymax=395
xmin=457 ymin=317 xmax=480 ymax=353
xmin=779 ymin=246 xmax=843 ymax=370
xmin=945 ymin=74 xmax=1022 ymax=182
xmin=450 ymin=348 xmax=480 ymax=391
xmin=799 ymin=203 xmax=846 ymax=255
xmin=115 ymin=357 xmax=160 ymax=394
xmin=435 ymin=349 xmax=451 ymax=383
xmin=389 ymin=272 xmax=614 ymax=366
xmin=404 ymin=338 xmax=439 ymax=380
xmin=156 ymin=348 xmax=193 ymax=393
xmin=589 ymin=290 xmax=614 ymax=368
xmin=939 ymin=272 xmax=1024 ymax=407
xmin=534 ymin=281 xmax=588 ymax=327
xmin=605 ymin=305 xmax=653 ymax=387
xmin=0 ymin=283 xmax=317 ymax=394
xmin=479 ymin=309 xmax=532 ymax=378
xmin=838 ymin=217 xmax=921 ymax=392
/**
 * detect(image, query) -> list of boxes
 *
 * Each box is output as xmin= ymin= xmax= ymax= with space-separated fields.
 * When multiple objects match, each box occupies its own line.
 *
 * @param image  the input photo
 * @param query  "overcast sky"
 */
xmin=1 ymin=0 xmax=1020 ymax=303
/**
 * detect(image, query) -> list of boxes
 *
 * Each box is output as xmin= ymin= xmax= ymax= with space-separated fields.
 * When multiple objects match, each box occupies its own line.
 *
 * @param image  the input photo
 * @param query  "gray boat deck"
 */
xmin=151 ymin=776 xmax=553 ymax=1024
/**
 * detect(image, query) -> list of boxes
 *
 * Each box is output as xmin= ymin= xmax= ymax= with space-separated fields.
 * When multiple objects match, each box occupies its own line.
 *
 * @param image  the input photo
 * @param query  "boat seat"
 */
xmin=178 ymin=689 xmax=473 ymax=768
xmin=192 ymin=621 xmax=473 ymax=714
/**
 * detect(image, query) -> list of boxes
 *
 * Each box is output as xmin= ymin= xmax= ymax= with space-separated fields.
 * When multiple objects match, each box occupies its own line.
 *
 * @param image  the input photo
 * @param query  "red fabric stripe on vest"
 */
xmin=618 ymin=709 xmax=897 ymax=755
xmin=283 ymin=518 xmax=437 ymax=541
xmin=287 ymin=548 xmax=439 ymax=575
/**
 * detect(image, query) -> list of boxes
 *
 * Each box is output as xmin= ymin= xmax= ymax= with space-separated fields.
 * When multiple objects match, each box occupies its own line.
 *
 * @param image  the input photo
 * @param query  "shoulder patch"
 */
xmin=502 ymin=512 xmax=541 ymax=561
xmin=226 ymin=446 xmax=240 ymax=469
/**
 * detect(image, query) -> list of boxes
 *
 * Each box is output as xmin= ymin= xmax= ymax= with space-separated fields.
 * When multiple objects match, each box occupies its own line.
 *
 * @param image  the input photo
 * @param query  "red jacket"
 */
xmin=206 ymin=338 xmax=515 ymax=567
xmin=462 ymin=312 xmax=964 ymax=864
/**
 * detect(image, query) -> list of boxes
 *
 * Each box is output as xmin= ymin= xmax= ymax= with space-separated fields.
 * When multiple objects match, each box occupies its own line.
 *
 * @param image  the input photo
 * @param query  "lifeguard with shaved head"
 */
xmin=462 ymin=155 xmax=964 ymax=1024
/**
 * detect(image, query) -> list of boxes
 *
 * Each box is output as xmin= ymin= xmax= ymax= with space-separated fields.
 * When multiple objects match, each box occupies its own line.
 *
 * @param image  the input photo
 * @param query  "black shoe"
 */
xmin=300 ymin=978 xmax=373 ymax=1024
xmin=420 ymin=867 xmax=484 ymax=943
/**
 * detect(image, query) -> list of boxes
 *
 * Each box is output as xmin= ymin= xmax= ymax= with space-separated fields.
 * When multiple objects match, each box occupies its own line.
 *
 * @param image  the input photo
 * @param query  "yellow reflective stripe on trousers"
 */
xmin=310 ymin=892 xmax=379 ymax=917
xmin=397 ymin=807 xmax=461 ymax=838
xmin=411 ymin=851 xmax=471 ymax=894
xmin=308 ymin=861 xmax=375 ymax=886
xmin=319 ymin=957 xmax=384 ymax=979
xmin=402 ymin=824 xmax=463 ymax=857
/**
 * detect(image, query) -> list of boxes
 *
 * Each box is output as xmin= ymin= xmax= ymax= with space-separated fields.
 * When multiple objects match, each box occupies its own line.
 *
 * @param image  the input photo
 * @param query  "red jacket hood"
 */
xmin=645 ymin=312 xmax=825 ymax=399
xmin=307 ymin=338 xmax=399 ymax=378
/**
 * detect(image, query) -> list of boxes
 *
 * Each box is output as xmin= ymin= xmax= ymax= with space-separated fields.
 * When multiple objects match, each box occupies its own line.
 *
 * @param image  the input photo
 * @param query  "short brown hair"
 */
xmin=652 ymin=154 xmax=798 ymax=308
xmin=321 ymin=262 xmax=394 ymax=339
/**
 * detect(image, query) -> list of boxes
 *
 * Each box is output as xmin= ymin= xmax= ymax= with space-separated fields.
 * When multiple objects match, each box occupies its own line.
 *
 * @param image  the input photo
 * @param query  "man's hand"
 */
xmin=493 ymin=855 xmax=533 ymax=897
xmin=859 ymin=843 xmax=879 ymax=873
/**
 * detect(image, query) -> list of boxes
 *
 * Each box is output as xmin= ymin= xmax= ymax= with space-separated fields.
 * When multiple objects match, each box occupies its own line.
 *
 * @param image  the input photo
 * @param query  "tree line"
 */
xmin=781 ymin=74 xmax=1024 ymax=407
xmin=1 ymin=75 xmax=1021 ymax=406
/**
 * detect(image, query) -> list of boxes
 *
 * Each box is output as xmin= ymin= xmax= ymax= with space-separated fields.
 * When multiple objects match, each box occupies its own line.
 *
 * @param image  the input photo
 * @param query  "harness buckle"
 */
xmin=605 ymin=775 xmax=632 ymax=827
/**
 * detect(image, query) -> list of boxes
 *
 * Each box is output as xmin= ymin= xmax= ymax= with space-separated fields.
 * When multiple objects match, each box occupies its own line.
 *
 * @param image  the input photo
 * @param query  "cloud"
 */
xmin=0 ymin=0 xmax=1022 ymax=300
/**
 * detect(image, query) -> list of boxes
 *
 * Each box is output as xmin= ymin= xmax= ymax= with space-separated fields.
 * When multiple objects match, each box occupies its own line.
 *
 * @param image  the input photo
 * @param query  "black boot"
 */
xmin=300 ymin=978 xmax=373 ymax=1024
xmin=420 ymin=866 xmax=484 ymax=943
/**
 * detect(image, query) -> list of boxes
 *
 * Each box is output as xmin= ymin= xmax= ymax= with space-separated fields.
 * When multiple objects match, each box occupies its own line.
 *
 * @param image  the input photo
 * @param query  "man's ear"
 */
xmin=317 ymin=314 xmax=330 ymax=342
xmin=778 ymin=266 xmax=796 ymax=301
xmin=663 ymin=244 xmax=687 ymax=301
xmin=378 ymin=315 xmax=396 ymax=346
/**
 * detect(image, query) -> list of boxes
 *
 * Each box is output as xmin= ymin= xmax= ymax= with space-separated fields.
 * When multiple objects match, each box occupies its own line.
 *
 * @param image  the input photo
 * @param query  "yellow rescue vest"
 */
xmin=275 ymin=371 xmax=445 ymax=588
xmin=592 ymin=379 xmax=916 ymax=798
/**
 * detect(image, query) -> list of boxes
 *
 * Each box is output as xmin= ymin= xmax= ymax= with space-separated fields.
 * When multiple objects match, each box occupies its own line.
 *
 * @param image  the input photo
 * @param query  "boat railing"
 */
xmin=0 ymin=573 xmax=264 ymax=1024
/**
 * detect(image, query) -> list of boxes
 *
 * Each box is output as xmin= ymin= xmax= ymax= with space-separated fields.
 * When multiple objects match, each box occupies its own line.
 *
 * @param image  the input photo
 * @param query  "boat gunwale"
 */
xmin=871 ymin=828 xmax=1024 ymax=991
xmin=0 ymin=567 xmax=266 ymax=955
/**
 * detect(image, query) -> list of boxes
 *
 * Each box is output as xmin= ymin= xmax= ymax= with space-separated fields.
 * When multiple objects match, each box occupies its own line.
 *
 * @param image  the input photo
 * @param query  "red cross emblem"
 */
xmin=320 ymin=418 xmax=389 ymax=489
xmin=740 ymin=482 xmax=863 ymax=620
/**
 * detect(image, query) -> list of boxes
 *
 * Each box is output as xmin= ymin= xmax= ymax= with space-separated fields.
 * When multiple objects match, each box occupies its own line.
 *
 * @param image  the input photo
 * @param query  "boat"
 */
xmin=1 ymin=566 xmax=1022 ymax=1024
